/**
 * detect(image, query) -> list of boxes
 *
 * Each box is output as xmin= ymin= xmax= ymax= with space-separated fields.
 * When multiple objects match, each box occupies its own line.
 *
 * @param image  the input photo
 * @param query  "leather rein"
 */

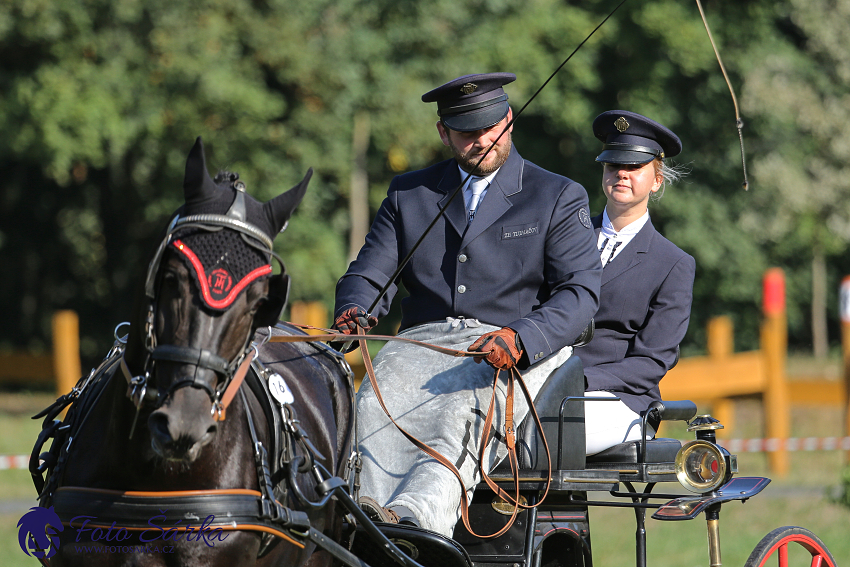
xmin=269 ymin=325 xmax=554 ymax=539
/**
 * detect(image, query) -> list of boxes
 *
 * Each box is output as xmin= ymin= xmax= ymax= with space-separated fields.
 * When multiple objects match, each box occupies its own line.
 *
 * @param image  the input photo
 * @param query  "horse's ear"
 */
xmin=183 ymin=137 xmax=219 ymax=205
xmin=263 ymin=168 xmax=312 ymax=233
xmin=254 ymin=274 xmax=290 ymax=328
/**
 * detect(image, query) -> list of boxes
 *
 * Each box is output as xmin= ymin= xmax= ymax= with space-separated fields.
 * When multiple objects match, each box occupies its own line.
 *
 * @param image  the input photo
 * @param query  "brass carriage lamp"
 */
xmin=675 ymin=415 xmax=737 ymax=494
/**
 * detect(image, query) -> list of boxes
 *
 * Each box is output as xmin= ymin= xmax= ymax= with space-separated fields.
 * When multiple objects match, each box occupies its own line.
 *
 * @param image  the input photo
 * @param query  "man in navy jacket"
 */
xmin=335 ymin=73 xmax=600 ymax=366
xmin=333 ymin=73 xmax=601 ymax=535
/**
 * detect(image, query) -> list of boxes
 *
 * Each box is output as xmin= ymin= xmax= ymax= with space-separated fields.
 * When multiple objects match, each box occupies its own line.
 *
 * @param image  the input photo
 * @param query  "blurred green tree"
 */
xmin=1 ymin=0 xmax=847 ymax=368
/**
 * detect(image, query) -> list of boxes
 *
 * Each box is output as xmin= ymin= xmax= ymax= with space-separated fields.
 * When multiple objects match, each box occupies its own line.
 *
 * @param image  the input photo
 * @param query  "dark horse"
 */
xmin=30 ymin=138 xmax=355 ymax=567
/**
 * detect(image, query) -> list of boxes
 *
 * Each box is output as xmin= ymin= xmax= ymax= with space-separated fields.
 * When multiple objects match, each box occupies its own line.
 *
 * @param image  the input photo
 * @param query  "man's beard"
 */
xmin=449 ymin=134 xmax=512 ymax=175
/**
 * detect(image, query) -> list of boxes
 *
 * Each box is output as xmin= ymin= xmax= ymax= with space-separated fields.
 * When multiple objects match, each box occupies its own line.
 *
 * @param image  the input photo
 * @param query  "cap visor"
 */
xmin=441 ymin=101 xmax=509 ymax=132
xmin=595 ymin=149 xmax=656 ymax=165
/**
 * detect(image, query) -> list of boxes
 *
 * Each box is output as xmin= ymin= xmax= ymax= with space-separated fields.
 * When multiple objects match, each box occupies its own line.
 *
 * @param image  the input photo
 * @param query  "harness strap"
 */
xmin=214 ymin=349 xmax=257 ymax=421
xmin=151 ymin=344 xmax=230 ymax=375
xmin=50 ymin=486 xmax=308 ymax=548
xmin=150 ymin=345 xmax=230 ymax=404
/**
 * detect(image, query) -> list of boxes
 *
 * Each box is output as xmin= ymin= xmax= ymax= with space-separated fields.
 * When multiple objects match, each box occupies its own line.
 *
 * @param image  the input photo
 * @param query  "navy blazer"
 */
xmin=576 ymin=214 xmax=695 ymax=414
xmin=335 ymin=147 xmax=602 ymax=366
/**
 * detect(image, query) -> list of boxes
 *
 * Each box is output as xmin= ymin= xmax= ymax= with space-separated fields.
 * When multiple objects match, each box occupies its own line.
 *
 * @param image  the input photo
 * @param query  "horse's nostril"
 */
xmin=148 ymin=412 xmax=172 ymax=442
xmin=206 ymin=423 xmax=218 ymax=437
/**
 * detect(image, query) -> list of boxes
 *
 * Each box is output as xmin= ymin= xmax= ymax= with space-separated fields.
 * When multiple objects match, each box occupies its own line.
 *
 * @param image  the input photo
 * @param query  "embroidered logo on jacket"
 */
xmin=502 ymin=222 xmax=539 ymax=240
xmin=578 ymin=207 xmax=591 ymax=229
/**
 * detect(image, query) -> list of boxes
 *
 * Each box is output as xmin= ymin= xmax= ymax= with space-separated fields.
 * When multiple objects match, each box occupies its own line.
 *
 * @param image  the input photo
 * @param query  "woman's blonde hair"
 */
xmin=651 ymin=157 xmax=688 ymax=199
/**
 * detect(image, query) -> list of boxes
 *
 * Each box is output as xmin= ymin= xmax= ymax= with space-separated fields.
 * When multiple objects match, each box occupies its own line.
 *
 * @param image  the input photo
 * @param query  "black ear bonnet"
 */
xmin=145 ymin=137 xmax=311 ymax=316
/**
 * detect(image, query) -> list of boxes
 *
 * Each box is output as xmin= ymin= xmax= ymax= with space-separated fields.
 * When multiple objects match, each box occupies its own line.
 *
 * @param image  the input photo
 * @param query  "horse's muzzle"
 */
xmin=148 ymin=386 xmax=219 ymax=462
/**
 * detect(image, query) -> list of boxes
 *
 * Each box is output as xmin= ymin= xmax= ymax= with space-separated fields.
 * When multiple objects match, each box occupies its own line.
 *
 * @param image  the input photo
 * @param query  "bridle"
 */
xmin=120 ymin=184 xmax=290 ymax=432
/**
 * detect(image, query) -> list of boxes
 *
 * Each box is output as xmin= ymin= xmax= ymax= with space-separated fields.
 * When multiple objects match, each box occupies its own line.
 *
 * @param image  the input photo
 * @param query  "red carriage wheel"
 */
xmin=745 ymin=526 xmax=836 ymax=567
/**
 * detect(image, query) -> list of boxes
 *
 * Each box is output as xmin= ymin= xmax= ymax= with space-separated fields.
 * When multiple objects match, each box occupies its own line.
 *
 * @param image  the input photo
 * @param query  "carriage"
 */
xmin=25 ymin=140 xmax=836 ymax=567
xmin=340 ymin=351 xmax=836 ymax=567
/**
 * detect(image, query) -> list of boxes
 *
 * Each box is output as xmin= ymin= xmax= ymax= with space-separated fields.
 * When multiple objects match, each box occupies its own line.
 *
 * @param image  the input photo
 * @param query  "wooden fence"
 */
xmin=660 ymin=313 xmax=791 ymax=474
xmin=662 ymin=269 xmax=849 ymax=475
xmin=0 ymin=310 xmax=81 ymax=397
xmin=5 ymin=269 xmax=849 ymax=475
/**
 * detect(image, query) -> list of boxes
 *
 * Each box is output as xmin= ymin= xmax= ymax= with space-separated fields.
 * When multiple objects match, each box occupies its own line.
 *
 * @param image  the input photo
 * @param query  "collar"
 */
xmin=601 ymin=208 xmax=650 ymax=239
xmin=456 ymin=164 xmax=499 ymax=191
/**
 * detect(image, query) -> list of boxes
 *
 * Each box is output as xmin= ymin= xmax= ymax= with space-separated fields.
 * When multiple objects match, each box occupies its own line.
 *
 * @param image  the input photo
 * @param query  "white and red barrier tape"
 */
xmin=0 ymin=454 xmax=29 ymax=470
xmin=2 ymin=437 xmax=850 ymax=469
xmin=718 ymin=437 xmax=850 ymax=453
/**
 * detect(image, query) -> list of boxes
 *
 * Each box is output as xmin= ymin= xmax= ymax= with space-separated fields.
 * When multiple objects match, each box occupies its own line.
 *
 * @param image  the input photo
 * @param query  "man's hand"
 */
xmin=332 ymin=307 xmax=378 ymax=335
xmin=468 ymin=327 xmax=523 ymax=370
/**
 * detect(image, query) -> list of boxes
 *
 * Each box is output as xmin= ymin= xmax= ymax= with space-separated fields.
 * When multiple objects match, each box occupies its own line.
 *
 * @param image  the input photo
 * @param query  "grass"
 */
xmin=591 ymin=450 xmax=850 ymax=566
xmin=1 ymin=392 xmax=56 ymax=567
xmin=1 ymin=391 xmax=849 ymax=566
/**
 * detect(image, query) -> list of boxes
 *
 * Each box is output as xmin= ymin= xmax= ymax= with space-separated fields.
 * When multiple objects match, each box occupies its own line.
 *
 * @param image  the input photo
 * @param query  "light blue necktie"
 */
xmin=467 ymin=177 xmax=488 ymax=224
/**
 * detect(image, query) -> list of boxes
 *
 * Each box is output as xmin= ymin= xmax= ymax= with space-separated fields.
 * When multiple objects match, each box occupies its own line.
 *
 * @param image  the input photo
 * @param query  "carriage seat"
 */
xmin=586 ymin=436 xmax=682 ymax=465
xmin=495 ymin=351 xmax=698 ymax=474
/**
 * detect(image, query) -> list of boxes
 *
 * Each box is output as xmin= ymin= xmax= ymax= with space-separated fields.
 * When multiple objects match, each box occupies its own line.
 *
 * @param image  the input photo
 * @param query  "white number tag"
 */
xmin=268 ymin=373 xmax=294 ymax=405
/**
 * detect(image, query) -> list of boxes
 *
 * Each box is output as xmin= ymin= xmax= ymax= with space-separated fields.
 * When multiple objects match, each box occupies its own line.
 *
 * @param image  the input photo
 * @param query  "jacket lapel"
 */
xmin=436 ymin=163 xmax=468 ymax=238
xmin=460 ymin=148 xmax=523 ymax=249
xmin=600 ymin=218 xmax=656 ymax=286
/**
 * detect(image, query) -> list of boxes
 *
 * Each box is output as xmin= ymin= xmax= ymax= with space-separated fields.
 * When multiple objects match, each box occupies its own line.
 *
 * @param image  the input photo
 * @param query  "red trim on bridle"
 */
xmin=172 ymin=239 xmax=272 ymax=309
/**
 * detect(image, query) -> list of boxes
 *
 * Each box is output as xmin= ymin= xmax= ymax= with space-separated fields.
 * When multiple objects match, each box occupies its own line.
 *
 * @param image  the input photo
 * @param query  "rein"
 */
xmin=270 ymin=325 xmax=553 ymax=538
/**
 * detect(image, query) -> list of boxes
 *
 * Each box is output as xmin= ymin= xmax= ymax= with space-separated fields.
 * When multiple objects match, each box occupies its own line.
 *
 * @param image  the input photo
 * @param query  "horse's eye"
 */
xmin=161 ymin=271 xmax=179 ymax=289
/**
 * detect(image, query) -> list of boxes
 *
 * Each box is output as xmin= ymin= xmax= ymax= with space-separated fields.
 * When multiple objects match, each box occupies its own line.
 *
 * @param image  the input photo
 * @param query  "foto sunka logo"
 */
xmin=16 ymin=504 xmax=231 ymax=559
xmin=17 ymin=506 xmax=63 ymax=559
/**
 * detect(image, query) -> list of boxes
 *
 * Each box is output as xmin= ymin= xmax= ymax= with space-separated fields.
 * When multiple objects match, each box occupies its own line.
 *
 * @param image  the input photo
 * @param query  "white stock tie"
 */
xmin=467 ymin=177 xmax=488 ymax=224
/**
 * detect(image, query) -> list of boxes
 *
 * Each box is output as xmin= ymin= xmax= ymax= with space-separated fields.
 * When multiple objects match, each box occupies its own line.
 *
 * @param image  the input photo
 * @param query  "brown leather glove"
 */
xmin=468 ymin=327 xmax=523 ymax=370
xmin=332 ymin=307 xmax=378 ymax=335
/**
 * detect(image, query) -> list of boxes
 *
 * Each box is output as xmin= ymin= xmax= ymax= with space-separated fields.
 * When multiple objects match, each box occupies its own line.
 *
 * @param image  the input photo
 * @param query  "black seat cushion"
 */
xmin=586 ymin=437 xmax=682 ymax=465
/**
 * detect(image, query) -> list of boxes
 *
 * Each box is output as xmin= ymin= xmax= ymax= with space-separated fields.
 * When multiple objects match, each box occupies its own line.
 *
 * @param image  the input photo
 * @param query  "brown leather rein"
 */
xmin=270 ymin=324 xmax=553 ymax=539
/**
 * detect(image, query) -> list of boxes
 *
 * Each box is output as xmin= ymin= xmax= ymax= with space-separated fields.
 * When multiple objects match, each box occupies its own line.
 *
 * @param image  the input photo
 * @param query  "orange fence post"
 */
xmin=707 ymin=316 xmax=734 ymax=436
xmin=762 ymin=268 xmax=789 ymax=476
xmin=52 ymin=310 xmax=82 ymax=397
xmin=841 ymin=275 xmax=850 ymax=462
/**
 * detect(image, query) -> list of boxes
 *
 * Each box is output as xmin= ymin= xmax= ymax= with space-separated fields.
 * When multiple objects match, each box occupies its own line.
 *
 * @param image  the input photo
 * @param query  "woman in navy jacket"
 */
xmin=576 ymin=110 xmax=696 ymax=455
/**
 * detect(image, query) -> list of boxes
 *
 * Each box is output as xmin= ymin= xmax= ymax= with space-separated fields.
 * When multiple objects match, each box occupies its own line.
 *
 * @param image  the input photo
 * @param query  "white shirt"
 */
xmin=597 ymin=209 xmax=650 ymax=267
xmin=458 ymin=165 xmax=499 ymax=212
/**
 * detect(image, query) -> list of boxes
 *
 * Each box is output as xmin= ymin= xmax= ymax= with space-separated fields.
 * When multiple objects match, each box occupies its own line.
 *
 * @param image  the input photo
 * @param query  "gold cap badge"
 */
xmin=460 ymin=83 xmax=478 ymax=95
xmin=614 ymin=117 xmax=630 ymax=132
